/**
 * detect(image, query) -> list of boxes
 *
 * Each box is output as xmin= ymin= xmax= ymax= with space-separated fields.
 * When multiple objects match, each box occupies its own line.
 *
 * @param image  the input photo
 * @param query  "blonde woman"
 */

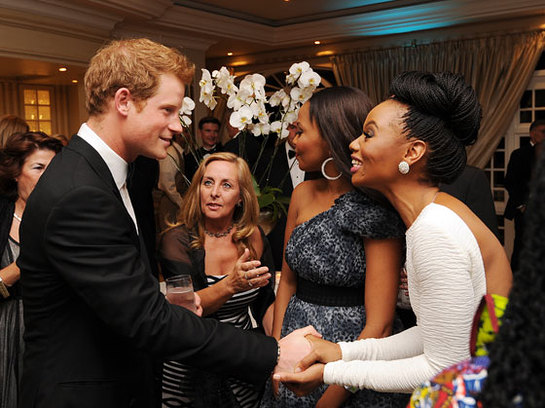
xmin=159 ymin=152 xmax=275 ymax=408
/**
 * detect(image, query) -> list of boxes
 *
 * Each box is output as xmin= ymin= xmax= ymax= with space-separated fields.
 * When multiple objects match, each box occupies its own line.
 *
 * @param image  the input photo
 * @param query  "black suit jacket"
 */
xmin=440 ymin=165 xmax=500 ymax=239
xmin=184 ymin=145 xmax=224 ymax=183
xmin=504 ymin=144 xmax=536 ymax=220
xmin=18 ymin=136 xmax=277 ymax=408
xmin=254 ymin=141 xmax=293 ymax=270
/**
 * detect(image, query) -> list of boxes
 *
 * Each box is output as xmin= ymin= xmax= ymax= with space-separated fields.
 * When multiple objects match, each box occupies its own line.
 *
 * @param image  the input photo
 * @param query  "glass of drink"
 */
xmin=165 ymin=275 xmax=197 ymax=313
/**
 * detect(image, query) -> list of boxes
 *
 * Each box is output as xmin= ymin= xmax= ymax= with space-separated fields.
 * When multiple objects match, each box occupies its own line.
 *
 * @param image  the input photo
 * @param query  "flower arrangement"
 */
xmin=179 ymin=62 xmax=321 ymax=224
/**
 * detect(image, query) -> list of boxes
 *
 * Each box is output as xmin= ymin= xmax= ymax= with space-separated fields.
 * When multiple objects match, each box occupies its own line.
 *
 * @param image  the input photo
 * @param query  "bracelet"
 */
xmin=277 ymin=342 xmax=281 ymax=364
xmin=0 ymin=277 xmax=10 ymax=299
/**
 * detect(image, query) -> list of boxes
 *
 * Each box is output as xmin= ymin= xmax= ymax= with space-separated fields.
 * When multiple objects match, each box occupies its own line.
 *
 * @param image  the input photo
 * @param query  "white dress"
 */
xmin=323 ymin=203 xmax=486 ymax=393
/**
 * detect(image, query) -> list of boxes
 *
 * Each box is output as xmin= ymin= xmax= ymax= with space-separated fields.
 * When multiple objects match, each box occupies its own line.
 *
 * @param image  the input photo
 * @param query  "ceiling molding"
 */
xmin=154 ymin=6 xmax=275 ymax=44
xmin=2 ymin=0 xmax=123 ymax=33
xmin=61 ymin=0 xmax=175 ymax=20
xmin=113 ymin=23 xmax=217 ymax=52
xmin=156 ymin=0 xmax=545 ymax=48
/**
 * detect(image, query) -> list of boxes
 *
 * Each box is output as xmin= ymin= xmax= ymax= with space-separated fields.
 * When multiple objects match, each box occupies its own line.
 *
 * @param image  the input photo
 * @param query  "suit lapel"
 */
xmin=67 ymin=136 xmax=122 ymax=199
xmin=66 ymin=135 xmax=139 ymax=241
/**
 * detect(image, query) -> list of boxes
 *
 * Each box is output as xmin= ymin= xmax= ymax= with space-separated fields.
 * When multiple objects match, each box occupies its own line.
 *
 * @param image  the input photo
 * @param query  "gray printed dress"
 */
xmin=260 ymin=191 xmax=408 ymax=408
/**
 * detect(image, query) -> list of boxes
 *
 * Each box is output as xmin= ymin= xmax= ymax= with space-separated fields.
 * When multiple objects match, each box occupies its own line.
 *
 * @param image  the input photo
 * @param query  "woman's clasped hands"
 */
xmin=274 ymin=334 xmax=342 ymax=396
xmin=225 ymin=247 xmax=271 ymax=293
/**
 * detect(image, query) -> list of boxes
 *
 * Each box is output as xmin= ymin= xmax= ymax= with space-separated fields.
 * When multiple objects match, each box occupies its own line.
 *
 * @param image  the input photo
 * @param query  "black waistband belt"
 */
xmin=296 ymin=276 xmax=364 ymax=307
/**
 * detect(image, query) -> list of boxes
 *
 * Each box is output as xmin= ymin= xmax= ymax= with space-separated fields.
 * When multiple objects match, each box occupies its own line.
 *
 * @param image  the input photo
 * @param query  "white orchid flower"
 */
xmin=215 ymin=67 xmax=238 ymax=95
xmin=298 ymin=70 xmax=321 ymax=89
xmin=199 ymin=69 xmax=213 ymax=89
xmin=199 ymin=86 xmax=217 ymax=110
xmin=290 ymin=61 xmax=310 ymax=75
xmin=180 ymin=115 xmax=192 ymax=127
xmin=229 ymin=105 xmax=253 ymax=130
xmin=178 ymin=97 xmax=195 ymax=127
xmin=250 ymin=122 xmax=271 ymax=137
xmin=290 ymin=86 xmax=313 ymax=104
xmin=286 ymin=61 xmax=311 ymax=84
xmin=283 ymin=110 xmax=298 ymax=125
xmin=179 ymin=97 xmax=195 ymax=116
xmin=240 ymin=74 xmax=267 ymax=101
xmin=269 ymin=89 xmax=286 ymax=107
xmin=227 ymin=87 xmax=252 ymax=111
xmin=222 ymin=81 xmax=238 ymax=96
xmin=270 ymin=120 xmax=289 ymax=139
xmin=250 ymin=101 xmax=269 ymax=124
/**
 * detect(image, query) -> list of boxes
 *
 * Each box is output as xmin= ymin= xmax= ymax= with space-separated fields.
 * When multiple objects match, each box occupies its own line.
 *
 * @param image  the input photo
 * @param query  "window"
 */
xmin=22 ymin=87 xmax=53 ymax=135
xmin=519 ymin=88 xmax=545 ymax=125
xmin=484 ymin=137 xmax=506 ymax=245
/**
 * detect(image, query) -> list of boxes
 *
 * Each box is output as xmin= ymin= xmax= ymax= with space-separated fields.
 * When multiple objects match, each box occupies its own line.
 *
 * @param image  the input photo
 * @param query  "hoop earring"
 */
xmin=321 ymin=157 xmax=342 ymax=181
xmin=398 ymin=161 xmax=410 ymax=175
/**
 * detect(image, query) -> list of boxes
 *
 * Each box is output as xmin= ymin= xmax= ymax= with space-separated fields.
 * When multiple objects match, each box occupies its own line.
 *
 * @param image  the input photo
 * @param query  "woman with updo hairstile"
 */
xmin=274 ymin=71 xmax=512 ymax=396
xmin=260 ymin=86 xmax=408 ymax=408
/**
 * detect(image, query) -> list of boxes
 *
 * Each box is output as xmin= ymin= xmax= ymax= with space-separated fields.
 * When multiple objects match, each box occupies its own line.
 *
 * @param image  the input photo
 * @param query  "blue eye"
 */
xmin=203 ymin=180 xmax=212 ymax=186
xmin=223 ymin=182 xmax=232 ymax=189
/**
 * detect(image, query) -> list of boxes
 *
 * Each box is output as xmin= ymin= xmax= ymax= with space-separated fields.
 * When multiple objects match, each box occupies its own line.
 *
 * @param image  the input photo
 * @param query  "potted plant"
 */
xmin=180 ymin=62 xmax=322 ymax=229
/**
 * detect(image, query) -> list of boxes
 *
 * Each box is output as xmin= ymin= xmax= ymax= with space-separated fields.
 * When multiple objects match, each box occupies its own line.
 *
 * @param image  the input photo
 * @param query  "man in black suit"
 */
xmin=259 ymin=123 xmax=306 ymax=270
xmin=18 ymin=38 xmax=314 ymax=408
xmin=184 ymin=116 xmax=222 ymax=181
xmin=504 ymin=119 xmax=545 ymax=271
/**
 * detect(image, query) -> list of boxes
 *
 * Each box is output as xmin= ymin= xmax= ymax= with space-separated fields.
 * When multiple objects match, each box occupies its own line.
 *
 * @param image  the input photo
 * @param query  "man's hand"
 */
xmin=273 ymin=363 xmax=325 ymax=396
xmin=275 ymin=326 xmax=321 ymax=374
xmin=194 ymin=292 xmax=203 ymax=317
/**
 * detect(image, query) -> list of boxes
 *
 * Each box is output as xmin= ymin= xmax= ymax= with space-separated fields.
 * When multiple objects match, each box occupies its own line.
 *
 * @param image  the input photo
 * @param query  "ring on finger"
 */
xmin=248 ymin=280 xmax=253 ymax=287
xmin=244 ymin=271 xmax=250 ymax=280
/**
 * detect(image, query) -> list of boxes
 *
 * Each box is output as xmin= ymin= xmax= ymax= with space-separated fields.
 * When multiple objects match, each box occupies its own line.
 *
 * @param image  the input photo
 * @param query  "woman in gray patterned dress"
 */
xmin=260 ymin=87 xmax=408 ymax=407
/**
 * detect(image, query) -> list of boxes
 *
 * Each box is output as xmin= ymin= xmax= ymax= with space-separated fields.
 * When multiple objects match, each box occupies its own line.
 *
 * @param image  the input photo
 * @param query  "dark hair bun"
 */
xmin=390 ymin=71 xmax=481 ymax=147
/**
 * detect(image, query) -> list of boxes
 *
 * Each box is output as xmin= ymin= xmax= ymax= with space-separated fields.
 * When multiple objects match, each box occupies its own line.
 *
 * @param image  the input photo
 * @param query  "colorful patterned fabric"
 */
xmin=408 ymin=356 xmax=489 ymax=408
xmin=408 ymin=294 xmax=509 ymax=407
xmin=472 ymin=294 xmax=508 ymax=357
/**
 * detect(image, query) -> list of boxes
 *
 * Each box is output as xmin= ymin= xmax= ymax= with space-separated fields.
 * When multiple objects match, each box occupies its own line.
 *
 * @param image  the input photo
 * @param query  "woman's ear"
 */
xmin=404 ymin=139 xmax=427 ymax=166
xmin=114 ymin=88 xmax=132 ymax=117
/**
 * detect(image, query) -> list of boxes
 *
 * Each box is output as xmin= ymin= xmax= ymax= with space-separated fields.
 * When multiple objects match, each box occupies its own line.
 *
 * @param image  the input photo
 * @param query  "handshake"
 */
xmin=274 ymin=326 xmax=342 ymax=396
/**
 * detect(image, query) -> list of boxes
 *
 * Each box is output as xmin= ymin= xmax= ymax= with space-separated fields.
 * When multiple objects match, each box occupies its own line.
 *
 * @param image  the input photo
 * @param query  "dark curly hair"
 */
xmin=479 ymin=149 xmax=545 ymax=407
xmin=389 ymin=71 xmax=482 ymax=185
xmin=0 ymin=131 xmax=63 ymax=201
xmin=308 ymin=86 xmax=374 ymax=182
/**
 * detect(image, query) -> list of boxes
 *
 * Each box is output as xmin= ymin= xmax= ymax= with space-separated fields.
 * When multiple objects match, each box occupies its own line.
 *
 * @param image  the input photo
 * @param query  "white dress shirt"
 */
xmin=77 ymin=123 xmax=138 ymax=232
xmin=285 ymin=143 xmax=305 ymax=189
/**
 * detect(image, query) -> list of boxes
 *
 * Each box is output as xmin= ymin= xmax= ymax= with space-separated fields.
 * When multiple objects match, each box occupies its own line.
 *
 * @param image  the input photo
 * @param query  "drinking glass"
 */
xmin=165 ymin=275 xmax=196 ymax=313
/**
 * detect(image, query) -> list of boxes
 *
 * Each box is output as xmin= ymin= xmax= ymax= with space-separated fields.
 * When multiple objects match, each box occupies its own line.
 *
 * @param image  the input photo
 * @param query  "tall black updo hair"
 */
xmin=389 ymin=71 xmax=482 ymax=185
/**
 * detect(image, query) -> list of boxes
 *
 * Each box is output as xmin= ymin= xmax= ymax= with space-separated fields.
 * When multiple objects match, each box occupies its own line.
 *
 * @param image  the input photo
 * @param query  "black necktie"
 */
xmin=288 ymin=149 xmax=296 ymax=159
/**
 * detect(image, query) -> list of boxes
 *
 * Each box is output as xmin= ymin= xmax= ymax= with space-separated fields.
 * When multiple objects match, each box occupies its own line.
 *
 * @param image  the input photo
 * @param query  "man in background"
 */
xmin=184 ymin=116 xmax=221 ymax=181
xmin=504 ymin=119 xmax=545 ymax=271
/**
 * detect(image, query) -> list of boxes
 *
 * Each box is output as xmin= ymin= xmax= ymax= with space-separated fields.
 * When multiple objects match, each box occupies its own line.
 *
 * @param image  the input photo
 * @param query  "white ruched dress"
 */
xmin=323 ymin=203 xmax=487 ymax=393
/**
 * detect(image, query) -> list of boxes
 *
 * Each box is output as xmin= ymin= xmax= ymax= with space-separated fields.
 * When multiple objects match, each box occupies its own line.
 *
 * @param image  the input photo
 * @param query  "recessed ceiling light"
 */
xmin=283 ymin=0 xmax=290 ymax=2
xmin=316 ymin=50 xmax=334 ymax=57
xmin=227 ymin=52 xmax=233 ymax=56
xmin=72 ymin=79 xmax=78 ymax=84
xmin=314 ymin=40 xmax=321 ymax=45
xmin=58 ymin=67 xmax=67 ymax=72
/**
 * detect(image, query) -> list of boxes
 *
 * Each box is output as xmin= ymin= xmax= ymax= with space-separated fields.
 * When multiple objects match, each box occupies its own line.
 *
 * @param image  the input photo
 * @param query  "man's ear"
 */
xmin=114 ymin=88 xmax=132 ymax=117
xmin=404 ymin=139 xmax=427 ymax=166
